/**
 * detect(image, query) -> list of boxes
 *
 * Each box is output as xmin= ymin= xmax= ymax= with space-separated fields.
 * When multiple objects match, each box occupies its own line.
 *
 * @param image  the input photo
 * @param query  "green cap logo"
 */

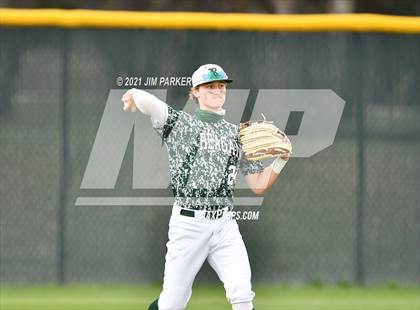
xmin=208 ymin=67 xmax=220 ymax=80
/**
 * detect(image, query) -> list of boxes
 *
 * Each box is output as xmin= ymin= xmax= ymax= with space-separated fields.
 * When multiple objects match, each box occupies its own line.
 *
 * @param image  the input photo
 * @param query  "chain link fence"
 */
xmin=0 ymin=28 xmax=419 ymax=285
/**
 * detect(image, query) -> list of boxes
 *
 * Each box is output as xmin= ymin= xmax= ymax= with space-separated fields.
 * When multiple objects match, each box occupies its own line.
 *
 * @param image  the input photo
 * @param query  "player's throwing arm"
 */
xmin=122 ymin=88 xmax=168 ymax=127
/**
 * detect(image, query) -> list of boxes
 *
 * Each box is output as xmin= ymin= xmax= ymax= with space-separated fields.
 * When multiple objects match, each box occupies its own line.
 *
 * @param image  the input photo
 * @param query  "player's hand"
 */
xmin=121 ymin=89 xmax=137 ymax=112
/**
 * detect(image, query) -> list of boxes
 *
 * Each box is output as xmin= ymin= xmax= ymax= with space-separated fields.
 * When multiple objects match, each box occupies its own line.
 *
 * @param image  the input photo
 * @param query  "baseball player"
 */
xmin=121 ymin=64 xmax=289 ymax=310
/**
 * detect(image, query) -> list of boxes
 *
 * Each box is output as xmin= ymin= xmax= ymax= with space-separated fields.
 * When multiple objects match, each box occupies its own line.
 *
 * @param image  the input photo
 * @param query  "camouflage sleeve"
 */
xmin=154 ymin=105 xmax=180 ymax=144
xmin=239 ymin=152 xmax=265 ymax=176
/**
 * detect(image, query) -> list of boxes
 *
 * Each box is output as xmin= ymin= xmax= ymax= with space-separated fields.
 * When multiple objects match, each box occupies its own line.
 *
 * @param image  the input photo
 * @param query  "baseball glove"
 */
xmin=240 ymin=114 xmax=292 ymax=161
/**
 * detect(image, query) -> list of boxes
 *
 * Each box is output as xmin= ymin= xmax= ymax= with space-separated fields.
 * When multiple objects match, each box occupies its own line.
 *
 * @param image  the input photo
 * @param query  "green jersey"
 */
xmin=155 ymin=106 xmax=264 ymax=211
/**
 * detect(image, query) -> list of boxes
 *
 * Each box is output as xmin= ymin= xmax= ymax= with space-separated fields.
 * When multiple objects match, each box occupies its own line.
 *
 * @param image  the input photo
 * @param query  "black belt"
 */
xmin=180 ymin=206 xmax=231 ymax=220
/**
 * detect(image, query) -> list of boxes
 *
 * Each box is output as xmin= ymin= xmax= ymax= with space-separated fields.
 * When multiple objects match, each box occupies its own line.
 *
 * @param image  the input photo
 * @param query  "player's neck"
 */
xmin=195 ymin=108 xmax=225 ymax=123
xmin=198 ymin=105 xmax=225 ymax=115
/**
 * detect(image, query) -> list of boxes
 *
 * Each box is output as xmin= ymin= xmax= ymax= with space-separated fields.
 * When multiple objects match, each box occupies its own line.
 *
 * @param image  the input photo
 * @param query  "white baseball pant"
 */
xmin=158 ymin=205 xmax=255 ymax=310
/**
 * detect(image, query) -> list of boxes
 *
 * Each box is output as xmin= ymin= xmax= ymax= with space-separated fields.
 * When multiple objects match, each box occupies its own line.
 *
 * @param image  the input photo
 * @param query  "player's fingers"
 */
xmin=122 ymin=95 xmax=133 ymax=105
xmin=123 ymin=101 xmax=131 ymax=111
xmin=122 ymin=93 xmax=130 ymax=101
xmin=122 ymin=98 xmax=131 ymax=106
xmin=122 ymin=100 xmax=136 ymax=112
xmin=124 ymin=89 xmax=136 ymax=98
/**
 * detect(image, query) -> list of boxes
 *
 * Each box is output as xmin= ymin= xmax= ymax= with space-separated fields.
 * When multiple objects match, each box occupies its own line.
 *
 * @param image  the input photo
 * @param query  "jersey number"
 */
xmin=227 ymin=165 xmax=237 ymax=186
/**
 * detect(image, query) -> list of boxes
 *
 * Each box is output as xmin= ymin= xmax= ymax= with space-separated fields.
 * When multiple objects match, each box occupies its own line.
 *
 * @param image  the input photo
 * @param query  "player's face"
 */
xmin=195 ymin=82 xmax=227 ymax=111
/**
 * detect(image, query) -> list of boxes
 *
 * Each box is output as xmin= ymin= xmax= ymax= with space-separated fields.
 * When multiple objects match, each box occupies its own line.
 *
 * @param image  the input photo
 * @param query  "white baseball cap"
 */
xmin=191 ymin=64 xmax=233 ymax=88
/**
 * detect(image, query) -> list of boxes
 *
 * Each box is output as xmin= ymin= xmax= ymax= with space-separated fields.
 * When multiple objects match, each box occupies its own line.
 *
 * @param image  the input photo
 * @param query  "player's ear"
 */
xmin=191 ymin=86 xmax=200 ymax=98
xmin=189 ymin=87 xmax=200 ymax=104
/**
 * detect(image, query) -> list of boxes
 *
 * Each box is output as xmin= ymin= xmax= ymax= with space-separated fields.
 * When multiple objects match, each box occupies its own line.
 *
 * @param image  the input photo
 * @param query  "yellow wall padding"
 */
xmin=1 ymin=9 xmax=419 ymax=34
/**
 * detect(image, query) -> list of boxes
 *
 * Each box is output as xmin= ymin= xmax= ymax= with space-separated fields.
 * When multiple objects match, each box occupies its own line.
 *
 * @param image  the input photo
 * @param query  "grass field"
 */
xmin=0 ymin=284 xmax=419 ymax=310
